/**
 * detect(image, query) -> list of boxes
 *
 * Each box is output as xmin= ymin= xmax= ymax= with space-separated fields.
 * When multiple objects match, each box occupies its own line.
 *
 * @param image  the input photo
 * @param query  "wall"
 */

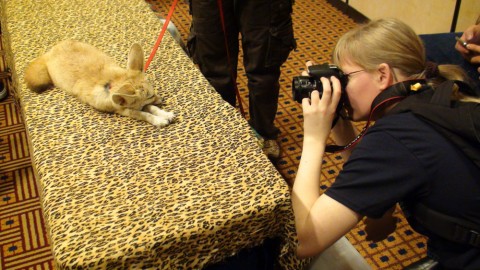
xmin=456 ymin=0 xmax=480 ymax=32
xmin=342 ymin=0 xmax=479 ymax=34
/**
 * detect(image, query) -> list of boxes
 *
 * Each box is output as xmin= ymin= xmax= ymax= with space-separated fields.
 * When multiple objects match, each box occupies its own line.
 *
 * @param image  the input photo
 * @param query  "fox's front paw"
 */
xmin=151 ymin=116 xmax=171 ymax=127
xmin=164 ymin=111 xmax=175 ymax=123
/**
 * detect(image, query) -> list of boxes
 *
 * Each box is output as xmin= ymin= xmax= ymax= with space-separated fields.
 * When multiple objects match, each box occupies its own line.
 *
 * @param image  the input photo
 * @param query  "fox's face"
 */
xmin=111 ymin=73 xmax=158 ymax=110
xmin=108 ymin=42 xmax=161 ymax=110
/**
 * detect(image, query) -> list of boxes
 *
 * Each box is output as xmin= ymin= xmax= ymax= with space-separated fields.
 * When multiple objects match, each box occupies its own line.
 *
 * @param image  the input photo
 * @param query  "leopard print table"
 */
xmin=0 ymin=0 xmax=306 ymax=268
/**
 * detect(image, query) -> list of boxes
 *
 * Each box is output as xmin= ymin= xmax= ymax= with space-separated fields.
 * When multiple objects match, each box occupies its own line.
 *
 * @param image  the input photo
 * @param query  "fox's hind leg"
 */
xmin=24 ymin=55 xmax=53 ymax=93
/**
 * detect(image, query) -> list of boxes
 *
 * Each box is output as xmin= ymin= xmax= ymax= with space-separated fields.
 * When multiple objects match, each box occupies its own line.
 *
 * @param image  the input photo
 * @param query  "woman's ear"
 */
xmin=376 ymin=63 xmax=393 ymax=91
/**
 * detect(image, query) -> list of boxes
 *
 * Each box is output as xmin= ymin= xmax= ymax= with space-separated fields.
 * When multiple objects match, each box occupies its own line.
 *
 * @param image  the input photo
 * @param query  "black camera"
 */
xmin=292 ymin=63 xmax=347 ymax=103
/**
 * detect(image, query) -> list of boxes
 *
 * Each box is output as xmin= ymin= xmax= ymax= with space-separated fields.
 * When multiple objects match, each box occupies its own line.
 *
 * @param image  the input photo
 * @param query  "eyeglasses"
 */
xmin=343 ymin=69 xmax=365 ymax=79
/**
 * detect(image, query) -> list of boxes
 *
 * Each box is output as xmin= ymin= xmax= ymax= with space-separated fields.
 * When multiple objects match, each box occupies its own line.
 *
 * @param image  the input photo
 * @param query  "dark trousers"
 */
xmin=187 ymin=0 xmax=296 ymax=139
xmin=420 ymin=32 xmax=480 ymax=96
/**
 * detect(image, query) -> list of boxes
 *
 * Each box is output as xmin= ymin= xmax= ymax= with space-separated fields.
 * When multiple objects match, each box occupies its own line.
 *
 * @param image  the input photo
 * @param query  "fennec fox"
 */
xmin=24 ymin=40 xmax=175 ymax=127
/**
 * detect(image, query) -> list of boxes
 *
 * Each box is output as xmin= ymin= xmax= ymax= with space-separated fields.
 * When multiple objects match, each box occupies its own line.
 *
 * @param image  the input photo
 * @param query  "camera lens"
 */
xmin=292 ymin=76 xmax=321 ymax=103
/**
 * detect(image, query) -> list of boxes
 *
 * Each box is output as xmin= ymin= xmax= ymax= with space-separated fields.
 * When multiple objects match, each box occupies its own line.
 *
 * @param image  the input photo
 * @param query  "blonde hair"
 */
xmin=332 ymin=18 xmax=479 ymax=102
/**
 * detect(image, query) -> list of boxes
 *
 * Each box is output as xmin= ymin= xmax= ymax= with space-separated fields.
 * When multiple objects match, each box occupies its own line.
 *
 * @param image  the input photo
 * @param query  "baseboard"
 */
xmin=326 ymin=0 xmax=369 ymax=24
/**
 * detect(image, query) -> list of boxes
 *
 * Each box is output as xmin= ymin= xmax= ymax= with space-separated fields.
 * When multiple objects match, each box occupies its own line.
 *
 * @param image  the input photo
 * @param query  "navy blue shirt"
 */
xmin=325 ymin=112 xmax=480 ymax=269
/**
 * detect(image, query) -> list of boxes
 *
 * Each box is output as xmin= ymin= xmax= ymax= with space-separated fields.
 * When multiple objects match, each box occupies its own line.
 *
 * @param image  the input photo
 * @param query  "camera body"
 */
xmin=292 ymin=63 xmax=347 ymax=103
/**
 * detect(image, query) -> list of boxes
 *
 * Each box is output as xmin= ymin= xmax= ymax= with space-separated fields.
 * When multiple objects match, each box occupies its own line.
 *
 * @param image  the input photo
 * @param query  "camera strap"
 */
xmin=325 ymin=79 xmax=427 ymax=153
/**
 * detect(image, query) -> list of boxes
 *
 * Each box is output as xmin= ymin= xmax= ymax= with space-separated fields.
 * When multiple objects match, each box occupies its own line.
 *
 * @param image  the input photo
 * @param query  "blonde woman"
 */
xmin=292 ymin=18 xmax=480 ymax=269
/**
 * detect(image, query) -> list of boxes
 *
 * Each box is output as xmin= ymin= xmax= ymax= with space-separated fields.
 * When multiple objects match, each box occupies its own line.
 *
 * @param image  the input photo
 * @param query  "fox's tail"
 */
xmin=24 ymin=55 xmax=53 ymax=93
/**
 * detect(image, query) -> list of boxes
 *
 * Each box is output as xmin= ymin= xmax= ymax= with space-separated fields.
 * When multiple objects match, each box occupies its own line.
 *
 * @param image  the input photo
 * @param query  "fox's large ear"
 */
xmin=127 ymin=43 xmax=144 ymax=72
xmin=112 ymin=93 xmax=136 ymax=106
xmin=112 ymin=85 xmax=136 ymax=106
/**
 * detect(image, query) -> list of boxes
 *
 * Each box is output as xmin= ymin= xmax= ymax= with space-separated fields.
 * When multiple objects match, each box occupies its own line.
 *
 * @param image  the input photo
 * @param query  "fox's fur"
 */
xmin=24 ymin=40 xmax=174 ymax=127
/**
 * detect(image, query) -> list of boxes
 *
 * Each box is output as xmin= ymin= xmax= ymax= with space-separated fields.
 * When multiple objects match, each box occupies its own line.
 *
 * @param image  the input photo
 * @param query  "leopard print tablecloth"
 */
xmin=1 ymin=0 xmax=305 ymax=268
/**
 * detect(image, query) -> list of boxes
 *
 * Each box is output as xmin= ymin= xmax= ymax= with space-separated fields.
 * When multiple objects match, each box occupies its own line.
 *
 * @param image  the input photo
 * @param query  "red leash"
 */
xmin=144 ymin=0 xmax=179 ymax=71
xmin=216 ymin=0 xmax=246 ymax=118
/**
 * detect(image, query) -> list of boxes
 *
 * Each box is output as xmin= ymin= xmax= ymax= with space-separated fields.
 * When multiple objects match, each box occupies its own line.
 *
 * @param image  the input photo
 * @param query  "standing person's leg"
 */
xmin=239 ymin=0 xmax=296 ymax=157
xmin=187 ymin=0 xmax=239 ymax=106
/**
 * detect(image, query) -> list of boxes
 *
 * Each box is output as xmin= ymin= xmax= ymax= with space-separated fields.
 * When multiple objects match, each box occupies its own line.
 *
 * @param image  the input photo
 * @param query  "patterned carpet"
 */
xmin=0 ymin=0 xmax=427 ymax=269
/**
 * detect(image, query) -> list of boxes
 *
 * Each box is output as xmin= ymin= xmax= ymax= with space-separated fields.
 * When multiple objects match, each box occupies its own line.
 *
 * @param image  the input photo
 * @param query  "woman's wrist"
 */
xmin=302 ymin=135 xmax=327 ymax=150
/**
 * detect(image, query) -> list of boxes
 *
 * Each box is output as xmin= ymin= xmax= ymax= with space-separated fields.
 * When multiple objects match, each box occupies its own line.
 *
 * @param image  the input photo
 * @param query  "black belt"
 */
xmin=413 ymin=203 xmax=480 ymax=248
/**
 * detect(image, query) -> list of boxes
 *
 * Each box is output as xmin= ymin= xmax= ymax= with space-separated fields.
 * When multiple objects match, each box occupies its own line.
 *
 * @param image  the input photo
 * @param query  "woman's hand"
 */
xmin=301 ymin=76 xmax=342 ymax=146
xmin=456 ymin=24 xmax=480 ymax=65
